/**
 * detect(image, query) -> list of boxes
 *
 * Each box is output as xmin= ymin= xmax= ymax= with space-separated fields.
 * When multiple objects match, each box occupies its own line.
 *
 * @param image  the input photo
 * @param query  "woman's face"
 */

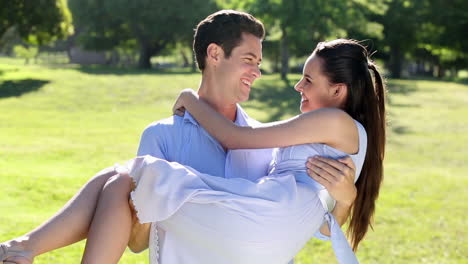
xmin=294 ymin=54 xmax=336 ymax=113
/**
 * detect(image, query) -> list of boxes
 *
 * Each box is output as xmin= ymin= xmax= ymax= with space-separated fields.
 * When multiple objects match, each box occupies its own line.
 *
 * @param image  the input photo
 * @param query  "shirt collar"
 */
xmin=183 ymin=104 xmax=253 ymax=127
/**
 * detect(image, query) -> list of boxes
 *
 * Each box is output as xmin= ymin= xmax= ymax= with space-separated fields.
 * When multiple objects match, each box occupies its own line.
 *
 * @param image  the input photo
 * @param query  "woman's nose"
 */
xmin=294 ymin=82 xmax=302 ymax=92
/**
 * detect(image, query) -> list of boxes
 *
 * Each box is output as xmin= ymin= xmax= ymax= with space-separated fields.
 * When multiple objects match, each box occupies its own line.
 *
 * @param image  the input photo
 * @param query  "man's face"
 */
xmin=216 ymin=33 xmax=262 ymax=104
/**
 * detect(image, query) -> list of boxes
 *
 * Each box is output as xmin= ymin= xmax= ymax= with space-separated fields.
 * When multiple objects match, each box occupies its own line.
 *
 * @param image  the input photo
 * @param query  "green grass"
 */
xmin=0 ymin=58 xmax=467 ymax=263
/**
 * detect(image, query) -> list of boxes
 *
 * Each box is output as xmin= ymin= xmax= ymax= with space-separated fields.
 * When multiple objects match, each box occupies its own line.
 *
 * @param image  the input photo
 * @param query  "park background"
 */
xmin=0 ymin=0 xmax=467 ymax=263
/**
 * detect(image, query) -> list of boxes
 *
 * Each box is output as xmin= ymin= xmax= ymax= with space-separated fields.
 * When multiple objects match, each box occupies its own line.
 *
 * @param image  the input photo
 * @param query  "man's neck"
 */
xmin=198 ymin=94 xmax=237 ymax=122
xmin=197 ymin=78 xmax=237 ymax=122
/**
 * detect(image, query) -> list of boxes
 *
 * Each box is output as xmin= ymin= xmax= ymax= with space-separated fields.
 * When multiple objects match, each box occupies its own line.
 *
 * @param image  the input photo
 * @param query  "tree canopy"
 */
xmin=69 ymin=0 xmax=218 ymax=68
xmin=224 ymin=0 xmax=386 ymax=79
xmin=3 ymin=0 xmax=465 ymax=77
xmin=0 ymin=0 xmax=73 ymax=45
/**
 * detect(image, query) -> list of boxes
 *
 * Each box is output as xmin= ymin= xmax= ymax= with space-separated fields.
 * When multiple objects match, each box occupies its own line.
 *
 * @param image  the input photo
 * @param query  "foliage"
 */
xmin=217 ymin=0 xmax=468 ymax=78
xmin=220 ymin=0 xmax=386 ymax=79
xmin=0 ymin=0 xmax=73 ymax=45
xmin=68 ymin=0 xmax=218 ymax=68
xmin=13 ymin=45 xmax=38 ymax=63
xmin=418 ymin=0 xmax=468 ymax=74
xmin=372 ymin=0 xmax=468 ymax=77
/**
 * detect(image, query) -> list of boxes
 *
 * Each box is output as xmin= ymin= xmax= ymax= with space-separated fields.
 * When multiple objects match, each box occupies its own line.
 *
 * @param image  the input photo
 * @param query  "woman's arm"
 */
xmin=174 ymin=89 xmax=358 ymax=154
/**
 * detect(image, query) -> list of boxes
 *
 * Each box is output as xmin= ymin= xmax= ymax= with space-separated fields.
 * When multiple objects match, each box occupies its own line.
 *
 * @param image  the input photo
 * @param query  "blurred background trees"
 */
xmin=0 ymin=0 xmax=466 ymax=79
xmin=68 ymin=0 xmax=217 ymax=68
xmin=0 ymin=0 xmax=73 ymax=44
xmin=0 ymin=0 xmax=73 ymax=62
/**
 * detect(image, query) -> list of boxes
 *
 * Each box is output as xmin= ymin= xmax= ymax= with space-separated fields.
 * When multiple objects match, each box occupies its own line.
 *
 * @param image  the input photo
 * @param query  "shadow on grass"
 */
xmin=0 ymin=68 xmax=20 ymax=77
xmin=392 ymin=125 xmax=410 ymax=135
xmin=399 ymin=75 xmax=468 ymax=85
xmin=0 ymin=79 xmax=49 ymax=98
xmin=76 ymin=65 xmax=199 ymax=76
xmin=386 ymin=81 xmax=421 ymax=135
xmin=248 ymin=78 xmax=300 ymax=122
xmin=386 ymin=81 xmax=421 ymax=109
xmin=387 ymin=81 xmax=418 ymax=95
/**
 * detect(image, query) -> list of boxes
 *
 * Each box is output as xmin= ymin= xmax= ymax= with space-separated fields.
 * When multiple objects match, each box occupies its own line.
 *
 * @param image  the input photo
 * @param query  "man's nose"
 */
xmin=252 ymin=65 xmax=261 ymax=79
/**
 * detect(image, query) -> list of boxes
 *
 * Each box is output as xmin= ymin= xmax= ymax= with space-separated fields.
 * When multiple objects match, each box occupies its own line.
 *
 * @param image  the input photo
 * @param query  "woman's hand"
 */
xmin=306 ymin=156 xmax=357 ymax=206
xmin=172 ymin=88 xmax=198 ymax=116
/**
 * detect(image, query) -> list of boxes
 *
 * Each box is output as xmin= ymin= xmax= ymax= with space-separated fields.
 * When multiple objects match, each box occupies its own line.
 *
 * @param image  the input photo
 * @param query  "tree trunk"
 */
xmin=191 ymin=48 xmax=197 ymax=72
xmin=138 ymin=40 xmax=152 ymax=69
xmin=450 ymin=68 xmax=457 ymax=78
xmin=180 ymin=49 xmax=189 ymax=68
xmin=389 ymin=45 xmax=403 ymax=78
xmin=280 ymin=27 xmax=289 ymax=80
xmin=436 ymin=64 xmax=445 ymax=78
xmin=273 ymin=47 xmax=279 ymax=73
xmin=137 ymin=36 xmax=169 ymax=69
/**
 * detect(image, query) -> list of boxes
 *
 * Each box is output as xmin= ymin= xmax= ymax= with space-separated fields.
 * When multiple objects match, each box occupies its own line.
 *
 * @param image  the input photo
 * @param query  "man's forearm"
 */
xmin=319 ymin=202 xmax=352 ymax=236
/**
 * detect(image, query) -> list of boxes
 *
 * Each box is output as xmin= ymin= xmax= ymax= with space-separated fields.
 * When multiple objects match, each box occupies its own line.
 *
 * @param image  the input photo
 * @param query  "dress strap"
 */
xmin=324 ymin=212 xmax=359 ymax=264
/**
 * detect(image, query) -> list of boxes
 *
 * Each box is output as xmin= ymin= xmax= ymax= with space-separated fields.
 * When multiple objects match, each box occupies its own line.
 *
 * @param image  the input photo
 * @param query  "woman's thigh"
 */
xmin=157 ymin=184 xmax=326 ymax=263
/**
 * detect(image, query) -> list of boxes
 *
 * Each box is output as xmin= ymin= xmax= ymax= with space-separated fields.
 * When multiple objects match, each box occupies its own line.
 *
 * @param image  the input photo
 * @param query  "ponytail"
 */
xmin=313 ymin=39 xmax=386 ymax=251
xmin=348 ymin=61 xmax=386 ymax=251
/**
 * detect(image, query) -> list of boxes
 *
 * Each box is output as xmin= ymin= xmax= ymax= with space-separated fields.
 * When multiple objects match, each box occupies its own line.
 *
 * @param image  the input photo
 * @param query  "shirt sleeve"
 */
xmin=137 ymin=124 xmax=166 ymax=159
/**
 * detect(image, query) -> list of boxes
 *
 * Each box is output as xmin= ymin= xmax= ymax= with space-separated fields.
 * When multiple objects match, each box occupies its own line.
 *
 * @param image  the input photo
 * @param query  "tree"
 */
xmin=226 ymin=0 xmax=383 ymax=79
xmin=0 ymin=0 xmax=73 ymax=45
xmin=69 ymin=0 xmax=217 ymax=69
xmin=374 ymin=0 xmax=468 ymax=78
xmin=417 ymin=0 xmax=468 ymax=77
xmin=372 ymin=0 xmax=430 ymax=78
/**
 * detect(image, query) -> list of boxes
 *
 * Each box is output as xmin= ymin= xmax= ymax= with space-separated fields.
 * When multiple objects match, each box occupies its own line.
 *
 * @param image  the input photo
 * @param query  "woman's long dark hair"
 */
xmin=313 ymin=39 xmax=386 ymax=251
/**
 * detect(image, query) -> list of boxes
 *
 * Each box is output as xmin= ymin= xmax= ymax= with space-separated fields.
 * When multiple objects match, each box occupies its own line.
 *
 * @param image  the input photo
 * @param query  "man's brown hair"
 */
xmin=193 ymin=10 xmax=265 ymax=71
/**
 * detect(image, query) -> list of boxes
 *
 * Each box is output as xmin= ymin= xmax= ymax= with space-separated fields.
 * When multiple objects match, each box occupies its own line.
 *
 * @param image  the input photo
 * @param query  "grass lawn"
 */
xmin=0 ymin=58 xmax=467 ymax=263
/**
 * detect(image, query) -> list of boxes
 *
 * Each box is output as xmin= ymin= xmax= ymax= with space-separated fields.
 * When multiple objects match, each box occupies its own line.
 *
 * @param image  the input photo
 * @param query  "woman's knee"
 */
xmin=90 ymin=166 xmax=119 ymax=186
xmin=102 ymin=173 xmax=134 ymax=195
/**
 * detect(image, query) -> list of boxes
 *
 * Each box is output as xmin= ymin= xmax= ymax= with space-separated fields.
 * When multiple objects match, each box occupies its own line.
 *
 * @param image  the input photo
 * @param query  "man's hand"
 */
xmin=306 ymin=156 xmax=357 ymax=207
xmin=306 ymin=156 xmax=357 ymax=236
xmin=172 ymin=88 xmax=198 ymax=116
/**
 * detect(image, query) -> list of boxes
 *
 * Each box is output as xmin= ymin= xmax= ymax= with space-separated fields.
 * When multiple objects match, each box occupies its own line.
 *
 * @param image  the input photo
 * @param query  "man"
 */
xmin=135 ymin=10 xmax=356 ymax=263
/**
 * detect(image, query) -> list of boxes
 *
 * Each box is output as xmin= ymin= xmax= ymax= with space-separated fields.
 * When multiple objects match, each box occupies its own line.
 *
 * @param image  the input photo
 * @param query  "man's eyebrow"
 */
xmin=304 ymin=74 xmax=313 ymax=79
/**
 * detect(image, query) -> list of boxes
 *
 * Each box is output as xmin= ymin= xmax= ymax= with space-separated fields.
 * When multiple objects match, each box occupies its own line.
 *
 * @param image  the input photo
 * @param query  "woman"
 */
xmin=1 ymin=39 xmax=385 ymax=264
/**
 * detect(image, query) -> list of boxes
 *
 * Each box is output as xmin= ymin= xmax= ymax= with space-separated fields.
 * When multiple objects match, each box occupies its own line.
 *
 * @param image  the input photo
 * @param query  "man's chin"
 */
xmin=238 ymin=95 xmax=249 ymax=103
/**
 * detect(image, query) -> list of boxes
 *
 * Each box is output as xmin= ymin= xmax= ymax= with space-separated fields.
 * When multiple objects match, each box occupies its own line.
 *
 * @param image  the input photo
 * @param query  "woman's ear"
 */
xmin=206 ymin=43 xmax=222 ymax=66
xmin=331 ymin=83 xmax=348 ymax=105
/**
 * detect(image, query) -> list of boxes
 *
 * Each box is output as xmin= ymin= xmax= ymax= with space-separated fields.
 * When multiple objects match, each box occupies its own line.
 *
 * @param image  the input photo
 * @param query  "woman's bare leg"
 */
xmin=3 ymin=166 xmax=118 ymax=259
xmin=81 ymin=173 xmax=134 ymax=263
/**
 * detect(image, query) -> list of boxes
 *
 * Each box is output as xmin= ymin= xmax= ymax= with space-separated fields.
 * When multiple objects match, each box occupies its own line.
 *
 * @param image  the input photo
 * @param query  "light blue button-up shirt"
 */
xmin=137 ymin=106 xmax=273 ymax=180
xmin=137 ymin=105 xmax=282 ymax=263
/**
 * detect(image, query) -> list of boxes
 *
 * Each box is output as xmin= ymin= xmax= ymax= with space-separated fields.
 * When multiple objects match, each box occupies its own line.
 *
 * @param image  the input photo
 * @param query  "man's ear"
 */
xmin=206 ymin=43 xmax=223 ymax=66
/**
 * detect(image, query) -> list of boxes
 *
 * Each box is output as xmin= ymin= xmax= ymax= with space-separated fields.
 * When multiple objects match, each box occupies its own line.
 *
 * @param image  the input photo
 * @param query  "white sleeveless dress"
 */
xmin=119 ymin=120 xmax=367 ymax=264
